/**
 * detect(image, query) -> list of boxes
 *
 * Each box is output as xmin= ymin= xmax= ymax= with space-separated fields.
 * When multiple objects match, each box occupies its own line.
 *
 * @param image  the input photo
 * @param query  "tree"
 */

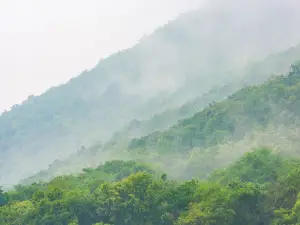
xmin=0 ymin=186 xmax=7 ymax=206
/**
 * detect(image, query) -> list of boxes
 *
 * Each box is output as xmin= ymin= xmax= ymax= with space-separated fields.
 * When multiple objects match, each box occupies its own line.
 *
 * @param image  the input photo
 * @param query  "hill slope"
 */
xmin=21 ymin=60 xmax=300 ymax=184
xmin=127 ymin=62 xmax=300 ymax=153
xmin=106 ymin=44 xmax=300 ymax=147
xmin=1 ymin=0 xmax=300 ymax=186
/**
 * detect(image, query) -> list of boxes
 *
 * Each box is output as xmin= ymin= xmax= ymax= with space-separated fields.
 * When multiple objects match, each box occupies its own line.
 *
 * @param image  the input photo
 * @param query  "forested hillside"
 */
xmin=109 ymin=44 xmax=300 ymax=147
xmin=21 ymin=60 xmax=300 ymax=185
xmin=128 ymin=61 xmax=300 ymax=153
xmin=1 ymin=0 xmax=300 ymax=187
xmin=3 ymin=149 xmax=300 ymax=225
xmin=3 ymin=1 xmax=300 ymax=224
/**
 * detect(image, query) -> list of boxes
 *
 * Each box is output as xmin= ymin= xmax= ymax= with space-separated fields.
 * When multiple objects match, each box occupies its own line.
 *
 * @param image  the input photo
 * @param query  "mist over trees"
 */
xmin=2 ymin=1 xmax=300 ymax=224
xmin=1 ymin=0 xmax=300 ymax=187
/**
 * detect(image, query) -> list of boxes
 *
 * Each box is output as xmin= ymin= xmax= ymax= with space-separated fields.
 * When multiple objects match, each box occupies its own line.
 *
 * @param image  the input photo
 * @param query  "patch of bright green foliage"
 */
xmin=2 ymin=149 xmax=300 ymax=225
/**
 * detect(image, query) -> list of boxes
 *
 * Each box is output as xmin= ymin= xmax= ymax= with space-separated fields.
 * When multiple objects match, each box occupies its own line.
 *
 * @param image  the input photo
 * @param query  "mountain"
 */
xmin=21 ymin=60 xmax=300 ymax=184
xmin=16 ymin=42 xmax=300 ymax=184
xmin=1 ymin=0 xmax=300 ymax=186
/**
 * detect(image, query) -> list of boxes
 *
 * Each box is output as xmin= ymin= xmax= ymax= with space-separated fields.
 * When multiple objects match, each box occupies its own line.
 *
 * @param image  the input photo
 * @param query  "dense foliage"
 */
xmin=2 ymin=149 xmax=300 ymax=225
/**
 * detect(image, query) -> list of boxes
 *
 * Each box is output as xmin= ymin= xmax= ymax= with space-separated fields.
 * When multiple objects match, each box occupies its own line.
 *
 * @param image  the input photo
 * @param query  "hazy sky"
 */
xmin=0 ymin=0 xmax=202 ymax=112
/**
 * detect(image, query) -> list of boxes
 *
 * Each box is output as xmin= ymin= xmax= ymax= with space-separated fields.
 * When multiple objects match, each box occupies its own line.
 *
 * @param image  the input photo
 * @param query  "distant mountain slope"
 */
xmin=1 ymin=0 xmax=300 ymax=186
xmin=107 ymin=44 xmax=300 ymax=146
xmin=242 ymin=45 xmax=300 ymax=85
xmin=128 ymin=61 xmax=300 ymax=153
xmin=21 ymin=60 xmax=300 ymax=185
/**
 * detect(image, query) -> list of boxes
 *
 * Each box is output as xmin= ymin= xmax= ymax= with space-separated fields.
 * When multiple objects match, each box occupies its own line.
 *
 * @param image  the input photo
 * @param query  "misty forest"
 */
xmin=2 ymin=0 xmax=300 ymax=224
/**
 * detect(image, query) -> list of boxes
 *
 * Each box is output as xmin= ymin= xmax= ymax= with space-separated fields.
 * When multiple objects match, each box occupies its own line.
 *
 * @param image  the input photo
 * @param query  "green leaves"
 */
xmin=2 ymin=150 xmax=300 ymax=225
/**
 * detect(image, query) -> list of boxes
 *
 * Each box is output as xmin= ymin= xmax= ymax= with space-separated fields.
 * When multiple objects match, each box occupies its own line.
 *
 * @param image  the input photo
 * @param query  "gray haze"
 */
xmin=0 ymin=0 xmax=202 ymax=112
xmin=1 ymin=0 xmax=300 ymax=188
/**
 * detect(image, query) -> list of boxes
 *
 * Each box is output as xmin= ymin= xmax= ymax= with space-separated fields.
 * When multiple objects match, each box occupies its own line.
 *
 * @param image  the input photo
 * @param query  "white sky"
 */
xmin=0 ymin=0 xmax=202 ymax=112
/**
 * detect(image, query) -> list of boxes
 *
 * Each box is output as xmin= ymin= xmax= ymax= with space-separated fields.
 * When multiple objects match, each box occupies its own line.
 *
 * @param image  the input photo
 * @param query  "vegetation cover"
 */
xmin=2 ymin=149 xmax=300 ymax=225
xmin=20 ymin=61 xmax=300 ymax=184
xmin=2 ymin=2 xmax=300 ymax=224
xmin=128 ymin=61 xmax=300 ymax=152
